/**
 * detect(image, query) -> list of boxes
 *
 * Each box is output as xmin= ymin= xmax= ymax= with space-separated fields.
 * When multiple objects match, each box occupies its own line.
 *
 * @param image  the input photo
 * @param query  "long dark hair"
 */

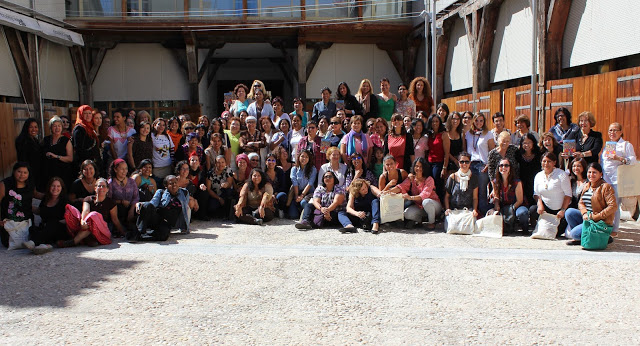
xmin=248 ymin=168 xmax=267 ymax=190
xmin=16 ymin=118 xmax=39 ymax=144
xmin=427 ymin=113 xmax=445 ymax=138
xmin=43 ymin=177 xmax=67 ymax=204
xmin=493 ymin=159 xmax=516 ymax=201
xmin=9 ymin=161 xmax=32 ymax=188
xmin=296 ymin=149 xmax=314 ymax=179
xmin=168 ymin=116 xmax=182 ymax=134
xmin=519 ymin=132 xmax=540 ymax=156
xmin=410 ymin=157 xmax=430 ymax=177
xmin=336 ymin=82 xmax=352 ymax=100
xmin=410 ymin=118 xmax=425 ymax=137
xmin=347 ymin=153 xmax=369 ymax=178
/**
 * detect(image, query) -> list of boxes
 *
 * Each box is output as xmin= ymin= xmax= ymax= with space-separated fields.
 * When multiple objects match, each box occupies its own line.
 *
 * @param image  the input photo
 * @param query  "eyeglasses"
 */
xmin=367 ymin=124 xmax=374 ymax=127
xmin=499 ymin=164 xmax=511 ymax=168
xmin=330 ymin=122 xmax=340 ymax=125
xmin=352 ymin=157 xmax=362 ymax=161
xmin=250 ymin=159 xmax=259 ymax=162
xmin=184 ymin=127 xmax=194 ymax=130
xmin=459 ymin=160 xmax=470 ymax=164
xmin=266 ymin=159 xmax=276 ymax=162
xmin=463 ymin=117 xmax=472 ymax=120
xmin=323 ymin=175 xmax=333 ymax=179
xmin=253 ymin=84 xmax=261 ymax=87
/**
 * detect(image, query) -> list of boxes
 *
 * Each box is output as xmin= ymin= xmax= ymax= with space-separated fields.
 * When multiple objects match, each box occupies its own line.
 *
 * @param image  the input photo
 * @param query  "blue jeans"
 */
xmin=275 ymin=192 xmax=287 ymax=213
xmin=289 ymin=198 xmax=310 ymax=219
xmin=470 ymin=161 xmax=490 ymax=215
xmin=565 ymin=207 xmax=583 ymax=239
xmin=500 ymin=205 xmax=530 ymax=232
xmin=430 ymin=161 xmax=445 ymax=202
xmin=337 ymin=198 xmax=381 ymax=227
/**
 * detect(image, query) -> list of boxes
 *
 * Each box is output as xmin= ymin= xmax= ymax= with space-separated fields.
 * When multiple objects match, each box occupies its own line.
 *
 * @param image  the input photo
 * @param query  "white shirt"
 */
xmin=465 ymin=130 xmax=493 ymax=163
xmin=533 ymin=168 xmax=572 ymax=210
xmin=289 ymin=128 xmax=306 ymax=161
xmin=151 ymin=133 xmax=174 ymax=168
xmin=108 ymin=126 xmax=136 ymax=159
xmin=247 ymin=102 xmax=275 ymax=119
xmin=318 ymin=162 xmax=348 ymax=187
xmin=602 ymin=138 xmax=637 ymax=185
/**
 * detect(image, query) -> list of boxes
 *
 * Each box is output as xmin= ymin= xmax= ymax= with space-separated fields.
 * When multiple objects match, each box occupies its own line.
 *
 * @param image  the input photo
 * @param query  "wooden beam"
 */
xmin=197 ymin=48 xmax=214 ymax=83
xmin=305 ymin=43 xmax=331 ymax=80
xmin=207 ymin=59 xmax=227 ymax=88
xmin=88 ymin=48 xmax=107 ymax=85
xmin=274 ymin=60 xmax=294 ymax=88
xmin=298 ymin=44 xmax=307 ymax=100
xmin=435 ymin=19 xmax=453 ymax=103
xmin=184 ymin=32 xmax=198 ymax=84
xmin=384 ymin=48 xmax=405 ymax=82
xmin=545 ymin=0 xmax=571 ymax=81
xmin=5 ymin=28 xmax=36 ymax=110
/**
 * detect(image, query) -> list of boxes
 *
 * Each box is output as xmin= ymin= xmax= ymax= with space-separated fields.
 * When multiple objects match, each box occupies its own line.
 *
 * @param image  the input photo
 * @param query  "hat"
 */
xmin=247 ymin=152 xmax=260 ymax=160
xmin=245 ymin=116 xmax=258 ymax=123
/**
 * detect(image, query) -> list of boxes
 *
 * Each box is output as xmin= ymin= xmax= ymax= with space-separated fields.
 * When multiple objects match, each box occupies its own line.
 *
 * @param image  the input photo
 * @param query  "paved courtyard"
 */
xmin=2 ymin=219 xmax=640 ymax=344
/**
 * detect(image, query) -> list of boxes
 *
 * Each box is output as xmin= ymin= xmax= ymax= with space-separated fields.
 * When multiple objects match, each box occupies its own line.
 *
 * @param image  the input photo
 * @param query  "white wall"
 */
xmin=0 ymin=31 xmax=21 ymax=97
xmin=491 ymin=0 xmax=538 ymax=83
xmin=444 ymin=17 xmax=472 ymax=92
xmin=306 ymin=43 xmax=402 ymax=99
xmin=93 ymin=43 xmax=189 ymax=102
xmin=39 ymin=41 xmax=78 ymax=101
xmin=563 ymin=0 xmax=640 ymax=68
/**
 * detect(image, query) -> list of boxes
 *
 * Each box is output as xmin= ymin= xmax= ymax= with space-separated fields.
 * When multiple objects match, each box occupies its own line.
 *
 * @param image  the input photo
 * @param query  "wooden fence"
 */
xmin=442 ymin=66 xmax=640 ymax=153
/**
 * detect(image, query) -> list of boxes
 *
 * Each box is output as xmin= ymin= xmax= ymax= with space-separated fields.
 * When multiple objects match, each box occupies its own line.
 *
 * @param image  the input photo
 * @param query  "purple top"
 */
xmin=107 ymin=177 xmax=139 ymax=205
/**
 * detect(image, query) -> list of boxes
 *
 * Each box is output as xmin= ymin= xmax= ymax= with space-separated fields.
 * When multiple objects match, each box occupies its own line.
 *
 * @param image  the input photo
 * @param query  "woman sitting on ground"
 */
xmin=264 ymin=153 xmax=288 ymax=217
xmin=444 ymin=152 xmax=479 ymax=219
xmin=107 ymin=159 xmax=139 ymax=235
xmin=491 ymin=158 xmax=529 ymax=234
xmin=378 ymin=155 xmax=408 ymax=192
xmin=205 ymin=155 xmax=235 ymax=219
xmin=69 ymin=160 xmax=99 ymax=210
xmin=338 ymin=178 xmax=381 ymax=234
xmin=131 ymin=159 xmax=157 ymax=202
xmin=289 ymin=149 xmax=317 ymax=219
xmin=531 ymin=152 xmax=572 ymax=236
xmin=565 ymin=162 xmax=617 ymax=246
xmin=61 ymin=178 xmax=123 ymax=247
xmin=387 ymin=157 xmax=441 ymax=229
xmin=234 ymin=168 xmax=275 ymax=225
xmin=24 ymin=177 xmax=70 ymax=254
xmin=132 ymin=175 xmax=193 ymax=241
xmin=295 ymin=171 xmax=345 ymax=230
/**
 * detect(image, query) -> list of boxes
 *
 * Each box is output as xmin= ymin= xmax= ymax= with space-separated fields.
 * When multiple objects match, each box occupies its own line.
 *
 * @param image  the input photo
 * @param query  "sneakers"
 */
xmin=22 ymin=240 xmax=35 ymax=251
xmin=295 ymin=220 xmax=312 ymax=230
xmin=278 ymin=209 xmax=285 ymax=219
xmin=33 ymin=244 xmax=53 ymax=255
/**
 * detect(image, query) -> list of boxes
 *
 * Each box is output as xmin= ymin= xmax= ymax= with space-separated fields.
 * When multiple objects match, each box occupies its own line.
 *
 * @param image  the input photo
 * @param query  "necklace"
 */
xmin=83 ymin=177 xmax=96 ymax=186
xmin=117 ymin=177 xmax=127 ymax=186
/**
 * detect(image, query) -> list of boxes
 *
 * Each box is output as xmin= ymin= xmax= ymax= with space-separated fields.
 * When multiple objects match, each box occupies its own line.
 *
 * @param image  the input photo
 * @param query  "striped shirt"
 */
xmin=581 ymin=187 xmax=594 ymax=212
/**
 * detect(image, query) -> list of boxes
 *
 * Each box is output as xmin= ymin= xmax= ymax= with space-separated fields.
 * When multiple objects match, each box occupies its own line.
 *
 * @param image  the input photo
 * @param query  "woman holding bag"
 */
xmin=491 ymin=159 xmax=529 ymax=234
xmin=531 ymin=152 xmax=572 ymax=237
xmin=565 ymin=162 xmax=617 ymax=246
xmin=444 ymin=152 xmax=479 ymax=232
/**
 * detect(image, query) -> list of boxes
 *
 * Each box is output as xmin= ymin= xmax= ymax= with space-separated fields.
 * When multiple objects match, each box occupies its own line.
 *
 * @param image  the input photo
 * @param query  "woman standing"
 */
xmin=461 ymin=111 xmax=474 ymax=134
xmin=0 ymin=162 xmax=43 ymax=248
xmin=426 ymin=114 xmax=448 ymax=201
xmin=377 ymin=78 xmax=397 ymax=122
xmin=410 ymin=118 xmax=429 ymax=161
xmin=436 ymin=103 xmax=450 ymax=122
xmin=444 ymin=112 xmax=465 ymax=175
xmin=239 ymin=116 xmax=265 ymax=156
xmin=511 ymin=115 xmax=540 ymax=146
xmin=107 ymin=159 xmax=139 ymax=233
xmin=229 ymin=83 xmax=250 ymax=117
xmin=247 ymin=89 xmax=275 ymax=119
xmin=550 ymin=107 xmax=579 ymax=144
xmin=384 ymin=114 xmax=415 ymax=172
xmin=42 ymin=116 xmax=74 ymax=189
xmin=565 ymin=111 xmax=603 ymax=165
xmin=167 ymin=116 xmax=183 ymax=151
xmin=340 ymin=115 xmax=372 ymax=165
xmin=73 ymin=105 xmax=102 ymax=174
xmin=565 ymin=163 xmax=617 ymax=245
xmin=127 ymin=121 xmax=153 ymax=170
xmin=531 ymin=152 xmax=572 ymax=235
xmin=515 ymin=133 xmax=541 ymax=208
xmin=486 ymin=131 xmax=519 ymax=183
xmin=465 ymin=113 xmax=495 ymax=215
xmin=108 ymin=110 xmax=137 ymax=161
xmin=395 ymin=83 xmax=416 ymax=118
xmin=408 ymin=76 xmax=434 ymax=115
xmin=291 ymin=97 xmax=310 ymax=127
xmin=336 ymin=82 xmax=362 ymax=117
xmin=259 ymin=116 xmax=276 ymax=169
xmin=150 ymin=118 xmax=175 ymax=181
xmin=205 ymin=133 xmax=231 ymax=172
xmin=272 ymin=119 xmax=291 ymax=156
xmin=491 ymin=158 xmax=529 ymax=234
xmin=312 ymin=87 xmax=337 ymax=122
xmin=15 ymin=118 xmax=44 ymax=191
xmin=234 ymin=168 xmax=275 ymax=225
xmin=289 ymin=114 xmax=306 ymax=161
xmin=296 ymin=120 xmax=324 ymax=171
xmin=225 ymin=117 xmax=243 ymax=169
xmin=355 ymin=79 xmax=379 ymax=121
xmin=270 ymin=96 xmax=291 ymax=129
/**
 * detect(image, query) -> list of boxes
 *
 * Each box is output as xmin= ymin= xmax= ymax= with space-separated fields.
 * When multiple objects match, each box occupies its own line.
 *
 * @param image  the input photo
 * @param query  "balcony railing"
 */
xmin=65 ymin=0 xmax=411 ymax=20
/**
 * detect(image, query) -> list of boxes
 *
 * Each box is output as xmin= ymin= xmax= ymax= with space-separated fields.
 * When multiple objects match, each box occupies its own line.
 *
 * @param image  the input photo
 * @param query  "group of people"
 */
xmin=1 ymin=76 xmax=633 ymax=253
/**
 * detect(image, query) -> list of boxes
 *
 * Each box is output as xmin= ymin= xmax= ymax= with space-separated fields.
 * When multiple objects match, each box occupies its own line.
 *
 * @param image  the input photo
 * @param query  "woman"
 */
xmin=15 ymin=119 xmax=43 ymax=191
xmin=325 ymin=115 xmax=346 ymax=149
xmin=233 ymin=153 xmax=251 ymax=193
xmin=135 ymin=111 xmax=152 ymax=129
xmin=377 ymin=78 xmax=396 ymax=122
xmin=270 ymin=96 xmax=290 ymax=129
xmin=205 ymin=155 xmax=235 ymax=219
xmin=208 ymin=118 xmax=231 ymax=148
xmin=340 ymin=115 xmax=372 ymax=165
xmin=196 ymin=124 xmax=209 ymax=149
xmin=239 ymin=116 xmax=265 ymax=155
xmin=198 ymin=115 xmax=210 ymax=131
xmin=515 ymin=133 xmax=541 ymax=208
xmin=568 ymin=158 xmax=588 ymax=209
xmin=289 ymin=149 xmax=317 ymax=219
xmin=378 ymin=155 xmax=408 ymax=192
xmin=486 ymin=131 xmax=519 ymax=183
xmin=150 ymin=118 xmax=175 ymax=181
xmin=108 ymin=110 xmax=137 ymax=161
xmin=403 ymin=116 xmax=413 ymax=133
xmin=127 ymin=121 xmax=153 ymax=170
xmin=69 ymin=160 xmax=98 ymax=210
xmin=408 ymin=76 xmax=434 ymax=114
xmin=205 ymin=133 xmax=231 ymax=172
xmin=410 ymin=118 xmax=429 ymax=161
xmin=107 ymin=159 xmax=139 ymax=232
xmin=565 ymin=163 xmax=617 ymax=245
xmin=247 ymin=89 xmax=274 ymax=119
xmin=444 ymin=112 xmax=465 ymax=175
xmin=93 ymin=111 xmax=109 ymax=177
xmin=426 ymin=113 xmax=448 ymax=200
xmin=318 ymin=117 xmax=330 ymax=137
xmin=344 ymin=153 xmax=379 ymax=190
xmin=370 ymin=118 xmax=388 ymax=148
xmin=167 ymin=116 xmax=183 ymax=151
xmin=295 ymin=171 xmax=345 ymax=229
xmin=490 ymin=112 xmax=510 ymax=143
xmin=60 ymin=115 xmax=71 ymax=138
xmin=312 ymin=87 xmax=337 ymax=122
xmin=338 ymin=178 xmax=381 ymax=233
xmin=395 ymin=83 xmax=416 ymax=118
xmin=42 ymin=116 xmax=74 ymax=189
xmin=234 ymin=168 xmax=275 ymax=225
xmin=289 ymin=114 xmax=306 ymax=161
xmin=73 ymin=105 xmax=102 ymax=174
xmin=436 ymin=103 xmax=450 ymax=122
xmin=225 ymin=117 xmax=243 ymax=169
xmin=248 ymin=80 xmax=271 ymax=101
xmin=296 ymin=120 xmax=324 ymax=171
xmin=511 ymin=115 xmax=540 ymax=146
xmin=259 ymin=116 xmax=276 ymax=169
xmin=291 ymin=97 xmax=310 ymax=127
xmin=60 ymin=178 xmax=123 ymax=247
xmin=176 ymin=132 xmax=205 ymax=169
xmin=272 ymin=119 xmax=292 ymax=157
xmin=550 ymin=107 xmax=579 ymax=144
xmin=264 ymin=153 xmax=288 ymax=217
xmin=318 ymin=146 xmax=348 ymax=187
xmin=131 ymin=159 xmax=157 ymax=203
xmin=461 ymin=111 xmax=473 ymax=134
xmin=444 ymin=152 xmax=479 ymax=219
xmin=384 ymin=114 xmax=415 ymax=172
xmin=491 ymin=158 xmax=529 ymax=234
xmin=27 ymin=177 xmax=69 ymax=253
xmin=532 ymin=152 xmax=572 ymax=235
xmin=185 ymin=154 xmax=209 ymax=221
xmin=539 ymin=132 xmax=562 ymax=162
xmin=229 ymin=83 xmax=250 ymax=117
xmin=387 ymin=157 xmax=441 ymax=229
xmin=465 ymin=112 xmax=495 ymax=215
xmin=336 ymin=82 xmax=362 ymax=117
xmin=355 ymin=79 xmax=379 ymax=120
xmin=276 ymin=145 xmax=293 ymax=182
xmin=565 ymin=111 xmax=603 ymax=165
xmin=0 ymin=162 xmax=43 ymax=248
xmin=178 ymin=121 xmax=196 ymax=148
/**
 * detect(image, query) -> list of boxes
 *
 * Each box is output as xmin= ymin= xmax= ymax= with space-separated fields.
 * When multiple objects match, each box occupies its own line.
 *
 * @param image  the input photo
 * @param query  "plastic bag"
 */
xmin=530 ymin=212 xmax=560 ymax=240
xmin=380 ymin=193 xmax=404 ymax=224
xmin=446 ymin=209 xmax=476 ymax=235
xmin=474 ymin=214 xmax=503 ymax=238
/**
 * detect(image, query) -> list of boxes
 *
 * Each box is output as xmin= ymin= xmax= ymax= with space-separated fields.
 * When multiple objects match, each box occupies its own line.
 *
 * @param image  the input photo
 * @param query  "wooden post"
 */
xmin=297 ymin=43 xmax=307 ymax=101
xmin=435 ymin=19 xmax=453 ymax=104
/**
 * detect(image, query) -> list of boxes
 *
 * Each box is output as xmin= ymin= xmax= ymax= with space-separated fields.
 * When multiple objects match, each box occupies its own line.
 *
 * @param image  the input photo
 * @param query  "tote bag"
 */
xmin=446 ymin=209 xmax=476 ymax=235
xmin=474 ymin=214 xmax=503 ymax=238
xmin=380 ymin=193 xmax=404 ymax=224
xmin=581 ymin=219 xmax=613 ymax=250
xmin=530 ymin=213 xmax=560 ymax=240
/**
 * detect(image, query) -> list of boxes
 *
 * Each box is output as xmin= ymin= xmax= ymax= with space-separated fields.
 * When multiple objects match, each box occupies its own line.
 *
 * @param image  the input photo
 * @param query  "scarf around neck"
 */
xmin=456 ymin=169 xmax=472 ymax=191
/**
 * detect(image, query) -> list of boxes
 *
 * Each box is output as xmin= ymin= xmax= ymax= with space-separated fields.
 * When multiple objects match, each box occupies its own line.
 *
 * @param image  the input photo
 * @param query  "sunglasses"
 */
xmin=330 ymin=122 xmax=340 ymax=125
xmin=352 ymin=157 xmax=362 ymax=161
xmin=499 ymin=164 xmax=511 ymax=168
xmin=323 ymin=175 xmax=333 ymax=179
xmin=459 ymin=160 xmax=470 ymax=164
xmin=463 ymin=117 xmax=472 ymax=120
xmin=266 ymin=159 xmax=276 ymax=162
xmin=184 ymin=127 xmax=194 ymax=130
xmin=253 ymin=84 xmax=261 ymax=87
xmin=250 ymin=159 xmax=259 ymax=162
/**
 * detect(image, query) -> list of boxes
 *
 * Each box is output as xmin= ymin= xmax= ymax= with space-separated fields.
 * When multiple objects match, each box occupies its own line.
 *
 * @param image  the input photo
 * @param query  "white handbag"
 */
xmin=380 ymin=193 xmax=404 ymax=224
xmin=474 ymin=213 xmax=503 ymax=238
xmin=446 ymin=209 xmax=476 ymax=235
xmin=530 ymin=212 xmax=560 ymax=240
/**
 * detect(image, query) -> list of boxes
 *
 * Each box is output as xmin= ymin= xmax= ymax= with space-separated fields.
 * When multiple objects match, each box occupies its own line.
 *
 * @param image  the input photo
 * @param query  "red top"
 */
xmin=410 ymin=94 xmax=434 ymax=114
xmin=427 ymin=132 xmax=445 ymax=163
xmin=387 ymin=135 xmax=406 ymax=169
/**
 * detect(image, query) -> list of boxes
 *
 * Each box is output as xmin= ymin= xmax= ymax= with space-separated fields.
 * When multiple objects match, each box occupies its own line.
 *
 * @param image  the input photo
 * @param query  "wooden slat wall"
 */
xmin=441 ymin=90 xmax=501 ymax=118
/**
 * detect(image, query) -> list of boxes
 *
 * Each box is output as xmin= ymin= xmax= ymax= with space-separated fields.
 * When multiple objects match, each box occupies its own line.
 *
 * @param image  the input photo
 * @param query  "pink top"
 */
xmin=398 ymin=176 xmax=439 ymax=207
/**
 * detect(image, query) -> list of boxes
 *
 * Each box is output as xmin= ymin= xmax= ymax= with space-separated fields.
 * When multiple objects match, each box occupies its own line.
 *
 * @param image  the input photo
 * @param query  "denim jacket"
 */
xmin=146 ymin=188 xmax=191 ymax=232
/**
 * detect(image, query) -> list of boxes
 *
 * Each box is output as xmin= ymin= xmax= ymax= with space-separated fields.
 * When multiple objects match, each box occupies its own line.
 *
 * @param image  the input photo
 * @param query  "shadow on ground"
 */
xmin=607 ymin=222 xmax=640 ymax=253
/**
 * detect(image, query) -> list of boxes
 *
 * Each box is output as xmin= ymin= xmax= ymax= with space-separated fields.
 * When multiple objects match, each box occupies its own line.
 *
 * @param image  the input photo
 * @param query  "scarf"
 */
xmin=456 ymin=169 xmax=472 ymax=192
xmin=75 ymin=105 xmax=97 ymax=140
xmin=358 ymin=93 xmax=370 ymax=115
xmin=344 ymin=130 xmax=368 ymax=156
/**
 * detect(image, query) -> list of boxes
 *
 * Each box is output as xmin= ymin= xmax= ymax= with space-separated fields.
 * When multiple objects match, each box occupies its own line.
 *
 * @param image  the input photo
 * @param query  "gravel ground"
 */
xmin=1 ymin=220 xmax=640 ymax=344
